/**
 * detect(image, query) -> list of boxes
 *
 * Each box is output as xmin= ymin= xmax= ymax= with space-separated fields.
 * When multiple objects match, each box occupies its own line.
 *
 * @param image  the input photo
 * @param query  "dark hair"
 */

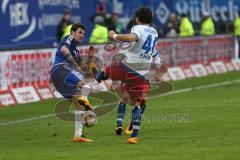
xmin=181 ymin=13 xmax=187 ymax=18
xmin=134 ymin=6 xmax=152 ymax=24
xmin=64 ymin=9 xmax=71 ymax=15
xmin=71 ymin=23 xmax=86 ymax=32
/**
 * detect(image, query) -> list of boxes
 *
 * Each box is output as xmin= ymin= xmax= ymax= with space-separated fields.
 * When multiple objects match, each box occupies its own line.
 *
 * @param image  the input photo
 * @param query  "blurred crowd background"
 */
xmin=1 ymin=0 xmax=240 ymax=50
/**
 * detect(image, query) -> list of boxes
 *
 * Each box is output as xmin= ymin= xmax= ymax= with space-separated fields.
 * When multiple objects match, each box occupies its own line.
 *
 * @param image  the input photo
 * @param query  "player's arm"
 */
xmin=152 ymin=53 xmax=162 ymax=69
xmin=109 ymin=30 xmax=137 ymax=42
xmin=61 ymin=45 xmax=82 ymax=72
xmin=152 ymin=53 xmax=167 ymax=80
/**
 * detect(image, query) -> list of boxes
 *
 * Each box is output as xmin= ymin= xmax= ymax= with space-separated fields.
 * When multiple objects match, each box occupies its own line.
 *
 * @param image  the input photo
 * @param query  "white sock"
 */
xmin=80 ymin=84 xmax=92 ymax=98
xmin=75 ymin=110 xmax=84 ymax=137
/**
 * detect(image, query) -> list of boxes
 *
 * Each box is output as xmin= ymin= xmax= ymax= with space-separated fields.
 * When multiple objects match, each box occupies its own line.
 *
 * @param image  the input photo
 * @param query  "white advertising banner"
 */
xmin=0 ymin=93 xmax=15 ymax=106
xmin=11 ymin=86 xmax=40 ymax=104
xmin=211 ymin=61 xmax=227 ymax=74
xmin=168 ymin=67 xmax=186 ymax=81
xmin=190 ymin=64 xmax=208 ymax=77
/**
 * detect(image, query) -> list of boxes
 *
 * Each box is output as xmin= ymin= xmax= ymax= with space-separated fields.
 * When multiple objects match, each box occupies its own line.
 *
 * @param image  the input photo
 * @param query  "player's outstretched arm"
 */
xmin=61 ymin=45 xmax=82 ymax=72
xmin=109 ymin=30 xmax=137 ymax=42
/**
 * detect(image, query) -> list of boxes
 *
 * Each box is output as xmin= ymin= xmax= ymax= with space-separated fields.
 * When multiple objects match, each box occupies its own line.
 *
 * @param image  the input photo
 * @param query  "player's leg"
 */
xmin=126 ymin=80 xmax=150 ymax=144
xmin=115 ymin=82 xmax=129 ymax=135
xmin=62 ymin=66 xmax=93 ymax=142
xmin=96 ymin=62 xmax=126 ymax=83
xmin=115 ymin=87 xmax=130 ymax=135
xmin=51 ymin=65 xmax=92 ymax=142
xmin=127 ymin=102 xmax=142 ymax=144
xmin=127 ymin=103 xmax=147 ymax=144
xmin=125 ymin=102 xmax=146 ymax=135
xmin=72 ymin=80 xmax=93 ymax=111
xmin=115 ymin=101 xmax=126 ymax=135
xmin=63 ymin=70 xmax=93 ymax=109
xmin=73 ymin=107 xmax=91 ymax=142
xmin=72 ymin=80 xmax=94 ymax=142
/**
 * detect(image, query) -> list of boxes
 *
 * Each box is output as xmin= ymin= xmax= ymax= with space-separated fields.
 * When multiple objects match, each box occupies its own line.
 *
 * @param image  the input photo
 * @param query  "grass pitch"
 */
xmin=0 ymin=71 xmax=240 ymax=160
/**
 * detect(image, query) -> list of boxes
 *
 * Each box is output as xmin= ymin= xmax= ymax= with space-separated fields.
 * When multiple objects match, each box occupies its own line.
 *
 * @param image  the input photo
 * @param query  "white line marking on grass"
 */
xmin=0 ymin=79 xmax=240 ymax=127
xmin=151 ymin=79 xmax=240 ymax=99
xmin=0 ymin=114 xmax=55 ymax=126
xmin=195 ymin=79 xmax=240 ymax=90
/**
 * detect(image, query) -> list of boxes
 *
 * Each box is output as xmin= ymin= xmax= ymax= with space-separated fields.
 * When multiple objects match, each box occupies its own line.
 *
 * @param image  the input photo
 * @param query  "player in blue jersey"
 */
xmin=50 ymin=23 xmax=95 ymax=142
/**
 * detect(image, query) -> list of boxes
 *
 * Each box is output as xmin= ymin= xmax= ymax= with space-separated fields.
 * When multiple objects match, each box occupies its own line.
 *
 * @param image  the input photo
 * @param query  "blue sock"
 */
xmin=128 ymin=104 xmax=146 ymax=130
xmin=96 ymin=71 xmax=108 ymax=82
xmin=140 ymin=104 xmax=146 ymax=114
xmin=116 ymin=102 xmax=126 ymax=127
xmin=131 ymin=106 xmax=142 ymax=138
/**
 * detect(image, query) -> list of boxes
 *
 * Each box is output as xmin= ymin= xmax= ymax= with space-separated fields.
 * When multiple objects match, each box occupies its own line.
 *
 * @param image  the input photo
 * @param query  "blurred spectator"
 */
xmin=234 ymin=13 xmax=240 ymax=36
xmin=164 ymin=13 xmax=179 ymax=37
xmin=56 ymin=9 xmax=73 ymax=42
xmin=89 ymin=14 xmax=108 ymax=44
xmin=200 ymin=11 xmax=215 ymax=36
xmin=216 ymin=12 xmax=227 ymax=34
xmin=179 ymin=14 xmax=194 ymax=37
xmin=105 ymin=13 xmax=124 ymax=34
xmin=126 ymin=17 xmax=136 ymax=32
xmin=234 ymin=12 xmax=240 ymax=58
xmin=62 ymin=24 xmax=73 ymax=38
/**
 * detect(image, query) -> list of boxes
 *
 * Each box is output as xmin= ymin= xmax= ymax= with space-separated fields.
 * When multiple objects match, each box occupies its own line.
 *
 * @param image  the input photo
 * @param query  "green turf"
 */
xmin=0 ymin=71 xmax=240 ymax=160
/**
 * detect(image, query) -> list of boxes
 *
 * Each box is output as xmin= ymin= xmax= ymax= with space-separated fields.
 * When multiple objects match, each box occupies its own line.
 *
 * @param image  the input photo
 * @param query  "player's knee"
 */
xmin=132 ymin=101 xmax=141 ymax=107
xmin=81 ymin=84 xmax=92 ymax=97
xmin=120 ymin=91 xmax=129 ymax=104
xmin=131 ymin=97 xmax=147 ymax=107
xmin=120 ymin=98 xmax=128 ymax=104
xmin=76 ymin=81 xmax=92 ymax=97
xmin=140 ymin=98 xmax=147 ymax=104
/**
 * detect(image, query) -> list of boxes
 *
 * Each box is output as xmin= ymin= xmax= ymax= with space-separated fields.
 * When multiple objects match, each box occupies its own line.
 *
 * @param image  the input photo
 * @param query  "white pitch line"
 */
xmin=195 ymin=79 xmax=240 ymax=90
xmin=151 ymin=79 xmax=240 ymax=99
xmin=0 ymin=79 xmax=240 ymax=127
xmin=0 ymin=114 xmax=55 ymax=126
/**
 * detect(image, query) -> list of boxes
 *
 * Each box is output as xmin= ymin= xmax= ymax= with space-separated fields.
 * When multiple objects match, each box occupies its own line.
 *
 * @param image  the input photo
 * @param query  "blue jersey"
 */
xmin=53 ymin=35 xmax=82 ymax=66
xmin=50 ymin=35 xmax=84 ymax=99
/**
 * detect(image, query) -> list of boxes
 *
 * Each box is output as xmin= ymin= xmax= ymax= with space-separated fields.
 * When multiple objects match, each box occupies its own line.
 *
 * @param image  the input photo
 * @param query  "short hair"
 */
xmin=71 ymin=23 xmax=86 ymax=32
xmin=134 ymin=6 xmax=152 ymax=24
xmin=64 ymin=9 xmax=71 ymax=15
xmin=180 ymin=13 xmax=187 ymax=18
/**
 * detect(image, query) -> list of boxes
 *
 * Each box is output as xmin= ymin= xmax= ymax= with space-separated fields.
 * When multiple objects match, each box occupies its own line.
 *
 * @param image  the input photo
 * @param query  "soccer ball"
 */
xmin=81 ymin=110 xmax=97 ymax=127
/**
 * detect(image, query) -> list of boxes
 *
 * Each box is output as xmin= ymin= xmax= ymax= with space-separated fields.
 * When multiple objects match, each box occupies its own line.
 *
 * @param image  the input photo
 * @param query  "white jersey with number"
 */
xmin=122 ymin=24 xmax=159 ymax=76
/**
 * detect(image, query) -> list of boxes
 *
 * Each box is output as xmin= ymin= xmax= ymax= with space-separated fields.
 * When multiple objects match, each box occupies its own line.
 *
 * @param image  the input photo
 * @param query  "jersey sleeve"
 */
xmin=130 ymin=26 xmax=141 ymax=40
xmin=61 ymin=35 xmax=73 ymax=50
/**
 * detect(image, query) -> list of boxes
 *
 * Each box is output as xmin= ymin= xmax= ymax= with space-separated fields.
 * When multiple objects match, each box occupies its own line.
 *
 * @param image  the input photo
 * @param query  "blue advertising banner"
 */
xmin=0 ymin=0 xmax=96 ymax=50
xmin=1 ymin=0 xmax=240 ymax=50
xmin=111 ymin=0 xmax=240 ymax=26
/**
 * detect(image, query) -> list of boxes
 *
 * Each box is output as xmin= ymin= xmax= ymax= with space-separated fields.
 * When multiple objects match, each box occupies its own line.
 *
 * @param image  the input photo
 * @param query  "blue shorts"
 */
xmin=50 ymin=64 xmax=84 ymax=99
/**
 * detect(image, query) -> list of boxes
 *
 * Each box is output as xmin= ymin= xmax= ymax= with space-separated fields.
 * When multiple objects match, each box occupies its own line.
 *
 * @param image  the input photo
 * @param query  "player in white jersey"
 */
xmin=123 ymin=22 xmax=159 ymax=76
xmin=96 ymin=7 xmax=161 ymax=144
